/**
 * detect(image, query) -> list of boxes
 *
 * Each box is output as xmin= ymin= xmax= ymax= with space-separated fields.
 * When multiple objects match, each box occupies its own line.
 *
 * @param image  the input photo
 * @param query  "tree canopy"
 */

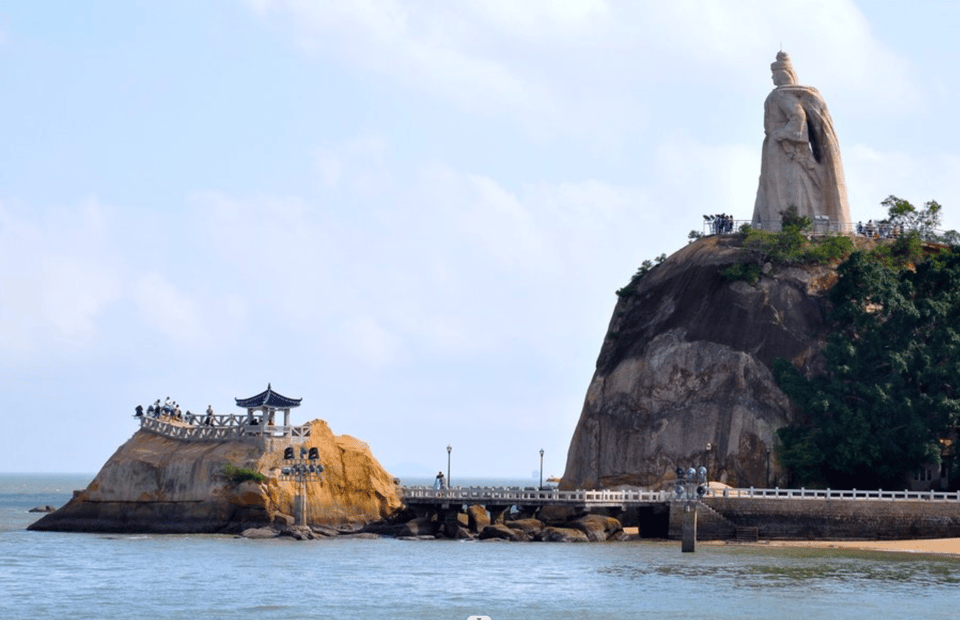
xmin=774 ymin=245 xmax=960 ymax=488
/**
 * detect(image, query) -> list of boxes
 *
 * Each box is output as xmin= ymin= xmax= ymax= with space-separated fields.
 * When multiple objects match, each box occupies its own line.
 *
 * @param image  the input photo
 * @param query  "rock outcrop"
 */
xmin=562 ymin=235 xmax=842 ymax=490
xmin=29 ymin=419 xmax=402 ymax=533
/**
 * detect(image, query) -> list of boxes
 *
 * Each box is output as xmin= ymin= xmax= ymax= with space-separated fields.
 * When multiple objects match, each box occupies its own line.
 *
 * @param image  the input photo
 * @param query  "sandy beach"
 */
xmin=708 ymin=538 xmax=960 ymax=556
xmin=619 ymin=527 xmax=960 ymax=556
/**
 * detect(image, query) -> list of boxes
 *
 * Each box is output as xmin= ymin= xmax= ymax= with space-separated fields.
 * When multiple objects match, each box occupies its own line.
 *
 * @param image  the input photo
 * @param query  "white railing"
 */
xmin=402 ymin=486 xmax=669 ymax=505
xmin=703 ymin=218 xmax=947 ymax=239
xmin=707 ymin=486 xmax=960 ymax=502
xmin=402 ymin=485 xmax=960 ymax=505
xmin=139 ymin=415 xmax=310 ymax=442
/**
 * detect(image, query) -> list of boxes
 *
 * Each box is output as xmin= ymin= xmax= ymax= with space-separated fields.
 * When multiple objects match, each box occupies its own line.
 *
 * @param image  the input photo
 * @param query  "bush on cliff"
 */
xmin=222 ymin=464 xmax=267 ymax=485
xmin=722 ymin=207 xmax=852 ymax=283
xmin=739 ymin=225 xmax=852 ymax=267
xmin=616 ymin=253 xmax=666 ymax=297
xmin=774 ymin=247 xmax=960 ymax=488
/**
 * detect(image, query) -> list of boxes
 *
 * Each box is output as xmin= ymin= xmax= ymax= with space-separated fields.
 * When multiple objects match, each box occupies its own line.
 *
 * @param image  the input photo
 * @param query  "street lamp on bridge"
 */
xmin=447 ymin=444 xmax=452 ymax=489
xmin=539 ymin=448 xmax=544 ymax=489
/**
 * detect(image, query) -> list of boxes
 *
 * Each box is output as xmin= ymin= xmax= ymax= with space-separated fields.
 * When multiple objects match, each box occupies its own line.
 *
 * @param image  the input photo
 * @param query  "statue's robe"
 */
xmin=752 ymin=85 xmax=850 ymax=231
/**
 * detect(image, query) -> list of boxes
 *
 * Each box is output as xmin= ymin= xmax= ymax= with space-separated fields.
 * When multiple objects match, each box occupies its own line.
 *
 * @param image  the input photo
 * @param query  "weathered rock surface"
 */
xmin=568 ymin=514 xmax=623 ymax=542
xmin=562 ymin=235 xmax=842 ymax=490
xmin=241 ymin=527 xmax=279 ymax=539
xmin=505 ymin=518 xmax=544 ymax=538
xmin=467 ymin=505 xmax=491 ymax=532
xmin=479 ymin=524 xmax=523 ymax=541
xmin=29 ymin=419 xmax=402 ymax=533
xmin=541 ymin=526 xmax=590 ymax=543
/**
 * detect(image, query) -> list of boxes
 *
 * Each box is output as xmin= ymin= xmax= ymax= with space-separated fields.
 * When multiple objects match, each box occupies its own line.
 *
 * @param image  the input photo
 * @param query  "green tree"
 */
xmin=880 ymin=195 xmax=942 ymax=240
xmin=775 ymin=249 xmax=960 ymax=488
xmin=780 ymin=205 xmax=812 ymax=232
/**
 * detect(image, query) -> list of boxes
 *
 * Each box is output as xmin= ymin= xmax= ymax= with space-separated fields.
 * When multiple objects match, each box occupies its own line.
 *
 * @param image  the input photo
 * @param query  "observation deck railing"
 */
xmin=703 ymin=218 xmax=944 ymax=239
xmin=139 ymin=414 xmax=311 ymax=442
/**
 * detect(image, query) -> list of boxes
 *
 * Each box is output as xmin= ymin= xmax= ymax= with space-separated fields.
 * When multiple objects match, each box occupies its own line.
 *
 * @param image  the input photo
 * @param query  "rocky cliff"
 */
xmin=561 ymin=235 xmax=842 ymax=490
xmin=29 ymin=419 xmax=402 ymax=533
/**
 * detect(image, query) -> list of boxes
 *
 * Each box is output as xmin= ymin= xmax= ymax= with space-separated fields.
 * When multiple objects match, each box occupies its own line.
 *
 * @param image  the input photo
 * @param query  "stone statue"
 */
xmin=752 ymin=52 xmax=850 ymax=231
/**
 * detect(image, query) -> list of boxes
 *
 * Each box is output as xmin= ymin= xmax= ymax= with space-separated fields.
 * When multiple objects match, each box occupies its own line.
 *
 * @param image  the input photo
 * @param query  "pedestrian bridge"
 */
xmin=401 ymin=485 xmax=960 ymax=510
xmin=402 ymin=486 xmax=670 ymax=509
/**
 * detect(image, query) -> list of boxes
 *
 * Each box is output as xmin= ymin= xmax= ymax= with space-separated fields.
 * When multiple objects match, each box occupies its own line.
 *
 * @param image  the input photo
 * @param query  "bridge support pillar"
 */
xmin=681 ymin=505 xmax=697 ymax=552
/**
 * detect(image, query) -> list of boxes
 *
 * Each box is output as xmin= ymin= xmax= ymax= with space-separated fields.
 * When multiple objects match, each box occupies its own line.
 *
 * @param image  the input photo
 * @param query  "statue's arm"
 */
xmin=772 ymin=97 xmax=815 ymax=167
xmin=773 ymin=98 xmax=806 ymax=143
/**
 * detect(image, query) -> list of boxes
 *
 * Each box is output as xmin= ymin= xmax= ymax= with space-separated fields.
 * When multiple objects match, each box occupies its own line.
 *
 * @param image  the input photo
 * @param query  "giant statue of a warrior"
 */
xmin=752 ymin=52 xmax=850 ymax=231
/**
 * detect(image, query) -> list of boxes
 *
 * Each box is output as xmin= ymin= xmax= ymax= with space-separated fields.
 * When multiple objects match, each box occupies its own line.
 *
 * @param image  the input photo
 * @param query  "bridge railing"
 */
xmin=402 ymin=485 xmax=960 ymax=505
xmin=708 ymin=486 xmax=960 ymax=502
xmin=402 ymin=486 xmax=669 ymax=504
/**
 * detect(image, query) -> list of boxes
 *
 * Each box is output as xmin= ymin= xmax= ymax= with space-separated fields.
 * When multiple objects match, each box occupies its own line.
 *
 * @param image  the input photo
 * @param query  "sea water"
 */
xmin=2 ymin=473 xmax=959 ymax=620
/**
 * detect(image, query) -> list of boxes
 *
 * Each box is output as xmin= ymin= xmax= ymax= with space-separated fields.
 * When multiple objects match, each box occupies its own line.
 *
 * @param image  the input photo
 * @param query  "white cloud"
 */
xmin=339 ymin=315 xmax=403 ymax=367
xmin=0 ymin=199 xmax=121 ymax=357
xmin=246 ymin=0 xmax=919 ymax=143
xmin=653 ymin=136 xmax=760 ymax=232
xmin=132 ymin=272 xmax=206 ymax=347
xmin=844 ymin=144 xmax=960 ymax=230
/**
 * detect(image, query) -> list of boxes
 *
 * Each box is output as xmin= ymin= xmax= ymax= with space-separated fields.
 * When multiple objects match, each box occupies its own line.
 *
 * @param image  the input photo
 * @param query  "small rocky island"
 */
xmin=28 ymin=384 xmax=636 ymax=542
xmin=29 ymin=386 xmax=402 ymax=535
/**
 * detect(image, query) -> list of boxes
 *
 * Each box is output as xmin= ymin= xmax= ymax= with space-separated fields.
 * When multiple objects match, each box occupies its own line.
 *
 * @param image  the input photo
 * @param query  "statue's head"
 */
xmin=770 ymin=51 xmax=798 ymax=86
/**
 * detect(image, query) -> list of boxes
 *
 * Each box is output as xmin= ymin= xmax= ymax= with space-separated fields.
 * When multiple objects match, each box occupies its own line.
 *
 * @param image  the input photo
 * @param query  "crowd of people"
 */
xmin=700 ymin=215 xmax=907 ymax=239
xmin=134 ymin=399 xmax=216 ymax=426
xmin=704 ymin=213 xmax=735 ymax=235
xmin=855 ymin=220 xmax=902 ymax=239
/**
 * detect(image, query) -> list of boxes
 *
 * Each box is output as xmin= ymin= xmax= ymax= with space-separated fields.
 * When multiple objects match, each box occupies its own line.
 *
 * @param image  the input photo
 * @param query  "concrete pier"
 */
xmin=681 ymin=506 xmax=697 ymax=552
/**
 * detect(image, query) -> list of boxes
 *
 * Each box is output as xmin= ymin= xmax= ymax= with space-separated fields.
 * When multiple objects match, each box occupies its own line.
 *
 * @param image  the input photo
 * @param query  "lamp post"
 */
xmin=446 ymin=444 xmax=452 ymax=489
xmin=279 ymin=445 xmax=324 ymax=526
xmin=539 ymin=448 xmax=544 ymax=489
xmin=675 ymin=462 xmax=709 ymax=553
xmin=766 ymin=447 xmax=771 ymax=488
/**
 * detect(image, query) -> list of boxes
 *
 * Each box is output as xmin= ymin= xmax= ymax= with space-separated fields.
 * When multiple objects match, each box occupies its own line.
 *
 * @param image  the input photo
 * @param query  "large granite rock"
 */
xmin=567 ymin=514 xmax=623 ymax=542
xmin=29 ymin=419 xmax=402 ymax=533
xmin=541 ymin=527 xmax=590 ymax=543
xmin=562 ymin=235 xmax=840 ymax=490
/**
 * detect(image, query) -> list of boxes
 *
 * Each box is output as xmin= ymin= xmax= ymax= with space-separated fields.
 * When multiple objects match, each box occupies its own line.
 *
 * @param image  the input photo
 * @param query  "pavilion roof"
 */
xmin=235 ymin=383 xmax=302 ymax=409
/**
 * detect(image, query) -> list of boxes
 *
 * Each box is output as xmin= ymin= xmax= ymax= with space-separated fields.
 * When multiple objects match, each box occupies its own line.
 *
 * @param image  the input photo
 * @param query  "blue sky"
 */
xmin=3 ymin=1 xmax=960 ymax=479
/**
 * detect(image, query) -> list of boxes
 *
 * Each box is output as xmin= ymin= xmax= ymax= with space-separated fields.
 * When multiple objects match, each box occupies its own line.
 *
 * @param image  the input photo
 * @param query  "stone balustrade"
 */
xmin=710 ymin=486 xmax=960 ymax=502
xmin=139 ymin=414 xmax=310 ymax=443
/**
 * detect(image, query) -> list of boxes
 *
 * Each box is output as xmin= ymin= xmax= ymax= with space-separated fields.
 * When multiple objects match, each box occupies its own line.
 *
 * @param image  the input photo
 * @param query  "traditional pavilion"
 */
xmin=235 ymin=383 xmax=302 ymax=429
